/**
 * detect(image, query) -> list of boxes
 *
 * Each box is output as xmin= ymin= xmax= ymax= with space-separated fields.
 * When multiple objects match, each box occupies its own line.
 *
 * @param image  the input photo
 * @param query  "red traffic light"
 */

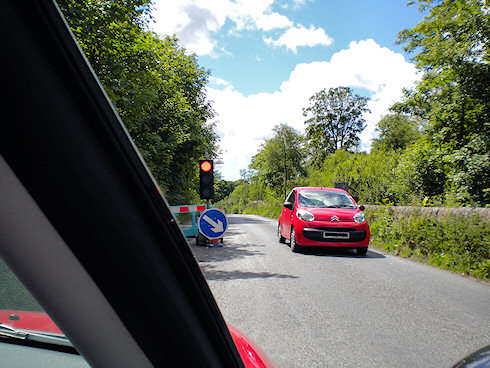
xmin=199 ymin=160 xmax=214 ymax=199
xmin=200 ymin=160 xmax=212 ymax=172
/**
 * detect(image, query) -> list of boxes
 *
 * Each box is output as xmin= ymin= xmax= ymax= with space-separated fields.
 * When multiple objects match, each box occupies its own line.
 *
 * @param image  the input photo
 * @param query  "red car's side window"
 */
xmin=287 ymin=191 xmax=296 ymax=208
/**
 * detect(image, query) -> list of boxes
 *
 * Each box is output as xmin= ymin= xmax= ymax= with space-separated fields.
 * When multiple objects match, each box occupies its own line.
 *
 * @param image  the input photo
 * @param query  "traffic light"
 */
xmin=199 ymin=160 xmax=214 ymax=200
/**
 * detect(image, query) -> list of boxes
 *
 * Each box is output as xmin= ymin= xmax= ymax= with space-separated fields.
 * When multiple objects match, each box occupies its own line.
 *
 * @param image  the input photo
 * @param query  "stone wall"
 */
xmin=364 ymin=205 xmax=490 ymax=221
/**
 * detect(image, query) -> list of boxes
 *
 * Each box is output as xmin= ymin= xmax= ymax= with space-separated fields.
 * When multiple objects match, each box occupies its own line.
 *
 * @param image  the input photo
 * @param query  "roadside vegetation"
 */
xmin=367 ymin=207 xmax=489 ymax=280
xmin=218 ymin=0 xmax=489 ymax=210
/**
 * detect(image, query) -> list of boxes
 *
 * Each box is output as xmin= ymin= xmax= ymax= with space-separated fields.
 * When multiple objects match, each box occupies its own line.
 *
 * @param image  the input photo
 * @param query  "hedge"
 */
xmin=365 ymin=207 xmax=489 ymax=280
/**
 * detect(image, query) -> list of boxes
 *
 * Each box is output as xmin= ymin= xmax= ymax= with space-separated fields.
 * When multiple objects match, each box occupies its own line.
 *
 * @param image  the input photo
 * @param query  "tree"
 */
xmin=214 ymin=172 xmax=238 ymax=203
xmin=250 ymin=124 xmax=306 ymax=198
xmin=303 ymin=87 xmax=370 ymax=166
xmin=305 ymin=150 xmax=401 ymax=204
xmin=393 ymin=138 xmax=448 ymax=204
xmin=372 ymin=114 xmax=420 ymax=151
xmin=394 ymin=0 xmax=490 ymax=205
xmin=58 ymin=0 xmax=218 ymax=204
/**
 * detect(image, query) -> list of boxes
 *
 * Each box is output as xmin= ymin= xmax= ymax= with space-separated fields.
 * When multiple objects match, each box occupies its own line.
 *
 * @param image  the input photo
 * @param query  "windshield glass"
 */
xmin=298 ymin=190 xmax=356 ymax=209
xmin=7 ymin=1 xmax=488 ymax=367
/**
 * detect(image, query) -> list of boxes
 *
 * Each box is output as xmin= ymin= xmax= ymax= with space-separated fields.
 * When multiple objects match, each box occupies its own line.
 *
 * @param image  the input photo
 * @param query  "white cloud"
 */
xmin=209 ymin=76 xmax=232 ymax=88
xmin=228 ymin=0 xmax=292 ymax=31
xmin=151 ymin=0 xmax=316 ymax=55
xmin=208 ymin=39 xmax=420 ymax=180
xmin=151 ymin=0 xmax=229 ymax=55
xmin=280 ymin=0 xmax=310 ymax=10
xmin=255 ymin=12 xmax=293 ymax=31
xmin=264 ymin=24 xmax=334 ymax=52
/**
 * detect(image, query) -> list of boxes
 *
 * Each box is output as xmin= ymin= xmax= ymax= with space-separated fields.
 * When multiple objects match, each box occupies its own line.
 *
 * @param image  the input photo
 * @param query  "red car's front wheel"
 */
xmin=278 ymin=223 xmax=286 ymax=244
xmin=356 ymin=247 xmax=368 ymax=256
xmin=290 ymin=227 xmax=301 ymax=253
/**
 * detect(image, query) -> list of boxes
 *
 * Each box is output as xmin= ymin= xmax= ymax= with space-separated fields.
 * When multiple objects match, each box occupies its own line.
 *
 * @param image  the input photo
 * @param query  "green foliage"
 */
xmin=215 ymin=179 xmax=282 ymax=215
xmin=217 ymin=124 xmax=308 ymax=212
xmin=372 ymin=113 xmax=420 ymax=151
xmin=306 ymin=149 xmax=400 ymax=204
xmin=391 ymin=137 xmax=447 ymax=204
xmin=58 ymin=0 xmax=218 ymax=204
xmin=304 ymin=87 xmax=370 ymax=166
xmin=444 ymin=134 xmax=490 ymax=205
xmin=242 ymin=202 xmax=282 ymax=219
xmin=397 ymin=0 xmax=489 ymax=71
xmin=214 ymin=179 xmax=238 ymax=203
xmin=250 ymin=124 xmax=307 ymax=198
xmin=366 ymin=207 xmax=490 ymax=280
xmin=394 ymin=0 xmax=490 ymax=206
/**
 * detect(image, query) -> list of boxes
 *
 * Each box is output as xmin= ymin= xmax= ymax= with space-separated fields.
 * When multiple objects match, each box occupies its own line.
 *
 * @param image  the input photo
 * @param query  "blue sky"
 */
xmin=151 ymin=0 xmax=423 ymax=180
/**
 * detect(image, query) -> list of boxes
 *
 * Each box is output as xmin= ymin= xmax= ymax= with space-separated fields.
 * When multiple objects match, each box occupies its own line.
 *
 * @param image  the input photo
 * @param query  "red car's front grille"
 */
xmin=303 ymin=228 xmax=367 ymax=243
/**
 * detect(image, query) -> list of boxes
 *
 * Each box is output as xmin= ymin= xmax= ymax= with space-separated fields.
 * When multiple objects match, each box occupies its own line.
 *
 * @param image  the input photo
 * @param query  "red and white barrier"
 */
xmin=171 ymin=205 xmax=206 ymax=213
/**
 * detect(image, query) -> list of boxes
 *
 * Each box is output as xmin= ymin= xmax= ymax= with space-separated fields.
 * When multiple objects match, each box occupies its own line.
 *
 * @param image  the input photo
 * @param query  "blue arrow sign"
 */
xmin=198 ymin=209 xmax=228 ymax=239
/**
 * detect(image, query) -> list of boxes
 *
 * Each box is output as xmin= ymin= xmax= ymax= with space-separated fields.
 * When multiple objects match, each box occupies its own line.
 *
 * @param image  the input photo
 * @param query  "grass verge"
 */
xmin=365 ymin=207 xmax=489 ymax=281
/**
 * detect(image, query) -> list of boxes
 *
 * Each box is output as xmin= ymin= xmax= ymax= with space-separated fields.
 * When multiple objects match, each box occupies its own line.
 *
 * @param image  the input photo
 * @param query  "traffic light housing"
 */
xmin=199 ymin=160 xmax=214 ymax=199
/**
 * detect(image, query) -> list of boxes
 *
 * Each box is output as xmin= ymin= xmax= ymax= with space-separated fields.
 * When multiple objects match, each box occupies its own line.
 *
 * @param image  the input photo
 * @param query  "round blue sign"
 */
xmin=198 ymin=209 xmax=228 ymax=239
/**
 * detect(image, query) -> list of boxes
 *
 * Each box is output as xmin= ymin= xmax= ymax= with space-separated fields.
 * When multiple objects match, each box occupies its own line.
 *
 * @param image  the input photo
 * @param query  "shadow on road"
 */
xmin=297 ymin=246 xmax=386 ymax=259
xmin=199 ymin=265 xmax=298 ymax=281
xmin=190 ymin=240 xmax=265 ymax=263
xmin=188 ymin=225 xmax=298 ymax=281
xmin=190 ymin=243 xmax=298 ymax=281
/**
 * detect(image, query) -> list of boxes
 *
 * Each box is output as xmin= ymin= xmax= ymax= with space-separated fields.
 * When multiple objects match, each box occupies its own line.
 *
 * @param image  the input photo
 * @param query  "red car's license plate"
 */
xmin=323 ymin=231 xmax=350 ymax=239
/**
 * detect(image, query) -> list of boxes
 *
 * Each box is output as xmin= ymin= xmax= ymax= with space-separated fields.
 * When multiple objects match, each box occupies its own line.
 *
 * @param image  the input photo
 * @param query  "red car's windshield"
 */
xmin=298 ymin=191 xmax=356 ymax=209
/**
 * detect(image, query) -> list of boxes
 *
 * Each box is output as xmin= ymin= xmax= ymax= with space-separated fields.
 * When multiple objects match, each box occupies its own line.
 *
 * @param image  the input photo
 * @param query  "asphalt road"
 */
xmin=190 ymin=214 xmax=490 ymax=368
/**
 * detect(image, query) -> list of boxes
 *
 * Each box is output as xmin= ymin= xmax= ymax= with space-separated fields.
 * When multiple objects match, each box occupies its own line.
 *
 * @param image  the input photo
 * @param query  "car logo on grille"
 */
xmin=331 ymin=215 xmax=340 ymax=222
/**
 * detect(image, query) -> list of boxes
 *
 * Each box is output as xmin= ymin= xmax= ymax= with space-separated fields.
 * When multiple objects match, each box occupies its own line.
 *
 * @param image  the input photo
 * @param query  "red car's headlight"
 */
xmin=353 ymin=212 xmax=366 ymax=224
xmin=297 ymin=209 xmax=315 ymax=222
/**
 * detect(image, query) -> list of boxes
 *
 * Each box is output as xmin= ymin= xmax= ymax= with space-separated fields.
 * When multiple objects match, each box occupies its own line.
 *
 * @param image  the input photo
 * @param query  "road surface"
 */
xmin=190 ymin=214 xmax=490 ymax=368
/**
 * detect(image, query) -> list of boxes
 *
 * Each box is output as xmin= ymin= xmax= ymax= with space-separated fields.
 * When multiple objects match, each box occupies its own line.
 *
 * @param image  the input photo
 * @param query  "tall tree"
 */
xmin=303 ymin=87 xmax=370 ymax=166
xmin=58 ymin=0 xmax=218 ymax=204
xmin=372 ymin=113 xmax=420 ymax=151
xmin=250 ymin=124 xmax=306 ymax=198
xmin=394 ymin=0 xmax=489 ymax=205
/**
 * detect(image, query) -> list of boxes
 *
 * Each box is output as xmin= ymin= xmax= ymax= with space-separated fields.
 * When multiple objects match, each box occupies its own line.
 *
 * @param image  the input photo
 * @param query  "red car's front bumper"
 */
xmin=293 ymin=219 xmax=370 ymax=248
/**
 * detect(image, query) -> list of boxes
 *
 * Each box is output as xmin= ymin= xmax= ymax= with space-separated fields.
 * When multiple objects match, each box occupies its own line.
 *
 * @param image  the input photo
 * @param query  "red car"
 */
xmin=278 ymin=187 xmax=370 ymax=254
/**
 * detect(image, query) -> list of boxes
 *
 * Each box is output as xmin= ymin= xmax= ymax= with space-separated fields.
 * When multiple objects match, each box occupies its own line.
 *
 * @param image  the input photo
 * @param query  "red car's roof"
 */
xmin=294 ymin=187 xmax=348 ymax=193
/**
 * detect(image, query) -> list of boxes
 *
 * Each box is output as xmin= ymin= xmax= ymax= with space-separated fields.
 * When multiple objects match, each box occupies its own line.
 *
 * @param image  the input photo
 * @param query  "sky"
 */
xmin=151 ymin=0 xmax=423 ymax=181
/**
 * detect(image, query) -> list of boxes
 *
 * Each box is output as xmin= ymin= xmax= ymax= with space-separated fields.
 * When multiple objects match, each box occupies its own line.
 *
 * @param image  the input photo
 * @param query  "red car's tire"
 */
xmin=290 ymin=227 xmax=302 ymax=253
xmin=356 ymin=247 xmax=368 ymax=256
xmin=278 ymin=223 xmax=286 ymax=244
